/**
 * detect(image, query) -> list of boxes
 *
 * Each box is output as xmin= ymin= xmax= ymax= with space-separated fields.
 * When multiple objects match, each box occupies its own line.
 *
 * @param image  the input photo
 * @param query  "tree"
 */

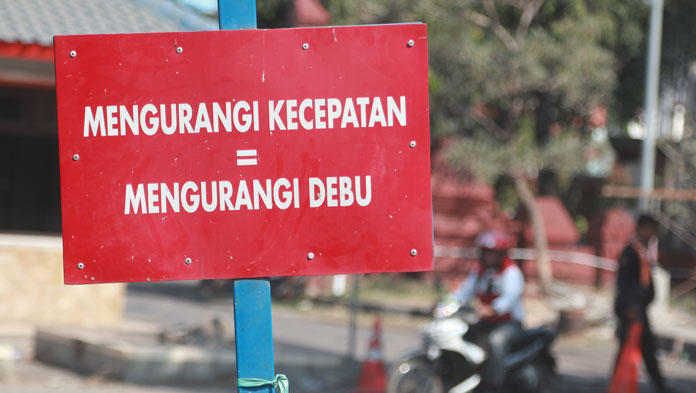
xmin=432 ymin=0 xmax=640 ymax=294
xmin=322 ymin=0 xmax=648 ymax=294
xmin=446 ymin=128 xmax=586 ymax=293
xmin=427 ymin=1 xmax=621 ymax=294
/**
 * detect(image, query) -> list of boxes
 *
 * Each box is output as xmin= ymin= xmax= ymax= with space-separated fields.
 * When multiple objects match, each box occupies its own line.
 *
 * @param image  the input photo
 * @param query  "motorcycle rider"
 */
xmin=447 ymin=229 xmax=525 ymax=391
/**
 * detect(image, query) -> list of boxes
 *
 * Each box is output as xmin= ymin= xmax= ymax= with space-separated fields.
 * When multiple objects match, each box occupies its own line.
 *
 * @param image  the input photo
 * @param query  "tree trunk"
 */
xmin=514 ymin=174 xmax=553 ymax=295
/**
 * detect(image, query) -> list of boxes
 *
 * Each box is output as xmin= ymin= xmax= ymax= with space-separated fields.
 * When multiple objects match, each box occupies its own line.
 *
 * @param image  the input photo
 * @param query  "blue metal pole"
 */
xmin=217 ymin=2 xmax=273 ymax=393
xmin=233 ymin=279 xmax=275 ymax=393
xmin=218 ymin=0 xmax=257 ymax=30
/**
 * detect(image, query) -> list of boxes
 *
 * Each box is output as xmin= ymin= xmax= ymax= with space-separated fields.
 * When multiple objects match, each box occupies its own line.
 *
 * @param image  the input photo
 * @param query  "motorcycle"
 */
xmin=387 ymin=300 xmax=557 ymax=393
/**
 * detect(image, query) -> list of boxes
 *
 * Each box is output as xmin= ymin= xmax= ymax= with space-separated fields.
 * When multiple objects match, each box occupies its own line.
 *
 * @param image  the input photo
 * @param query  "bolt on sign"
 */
xmin=54 ymin=24 xmax=432 ymax=284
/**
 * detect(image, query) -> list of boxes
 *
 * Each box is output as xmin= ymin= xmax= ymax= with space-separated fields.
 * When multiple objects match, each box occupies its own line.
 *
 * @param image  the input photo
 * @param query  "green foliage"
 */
xmin=319 ymin=0 xmax=648 ymax=183
xmin=493 ymin=176 xmax=519 ymax=213
xmin=257 ymin=0 xmax=292 ymax=28
xmin=445 ymin=131 xmax=586 ymax=181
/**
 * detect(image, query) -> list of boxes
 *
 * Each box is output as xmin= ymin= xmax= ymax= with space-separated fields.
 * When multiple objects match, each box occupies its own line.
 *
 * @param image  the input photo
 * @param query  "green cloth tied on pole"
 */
xmin=238 ymin=374 xmax=289 ymax=393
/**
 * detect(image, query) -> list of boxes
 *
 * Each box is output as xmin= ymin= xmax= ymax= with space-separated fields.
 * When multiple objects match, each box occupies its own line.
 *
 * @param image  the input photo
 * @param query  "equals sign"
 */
xmin=236 ymin=149 xmax=258 ymax=166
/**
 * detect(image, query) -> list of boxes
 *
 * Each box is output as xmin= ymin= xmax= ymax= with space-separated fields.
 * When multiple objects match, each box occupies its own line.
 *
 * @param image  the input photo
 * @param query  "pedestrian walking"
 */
xmin=611 ymin=214 xmax=673 ymax=393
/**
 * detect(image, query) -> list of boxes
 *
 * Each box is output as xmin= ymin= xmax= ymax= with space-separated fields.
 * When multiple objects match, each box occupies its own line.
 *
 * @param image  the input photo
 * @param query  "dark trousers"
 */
xmin=615 ymin=311 xmax=664 ymax=390
xmin=466 ymin=320 xmax=522 ymax=388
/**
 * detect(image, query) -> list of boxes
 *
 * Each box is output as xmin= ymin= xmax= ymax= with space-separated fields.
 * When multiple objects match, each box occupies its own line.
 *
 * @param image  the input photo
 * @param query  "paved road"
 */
xmin=124 ymin=281 xmax=415 ymax=363
xmin=2 ymin=282 xmax=695 ymax=392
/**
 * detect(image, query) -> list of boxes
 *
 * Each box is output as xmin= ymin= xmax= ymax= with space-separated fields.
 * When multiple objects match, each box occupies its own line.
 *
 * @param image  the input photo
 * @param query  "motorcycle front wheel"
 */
xmin=387 ymin=355 xmax=444 ymax=393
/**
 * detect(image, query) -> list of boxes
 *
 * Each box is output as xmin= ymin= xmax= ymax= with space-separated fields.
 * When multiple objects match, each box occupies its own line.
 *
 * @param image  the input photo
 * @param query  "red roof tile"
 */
xmin=521 ymin=196 xmax=580 ymax=245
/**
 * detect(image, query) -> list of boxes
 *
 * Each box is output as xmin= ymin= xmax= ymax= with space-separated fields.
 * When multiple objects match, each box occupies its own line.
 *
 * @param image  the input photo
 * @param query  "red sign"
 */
xmin=55 ymin=24 xmax=432 ymax=284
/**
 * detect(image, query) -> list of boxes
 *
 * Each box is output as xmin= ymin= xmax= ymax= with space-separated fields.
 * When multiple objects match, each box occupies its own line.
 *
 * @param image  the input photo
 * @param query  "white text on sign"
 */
xmin=124 ymin=176 xmax=372 ymax=214
xmin=83 ymin=96 xmax=406 ymax=137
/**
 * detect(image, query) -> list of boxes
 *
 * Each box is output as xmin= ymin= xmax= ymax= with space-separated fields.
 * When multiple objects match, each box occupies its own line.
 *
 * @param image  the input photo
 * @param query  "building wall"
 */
xmin=0 ymin=234 xmax=124 ymax=326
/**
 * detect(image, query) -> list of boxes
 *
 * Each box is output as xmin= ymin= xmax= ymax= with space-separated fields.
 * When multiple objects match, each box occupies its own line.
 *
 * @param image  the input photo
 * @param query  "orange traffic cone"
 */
xmin=606 ymin=322 xmax=643 ymax=393
xmin=357 ymin=317 xmax=387 ymax=393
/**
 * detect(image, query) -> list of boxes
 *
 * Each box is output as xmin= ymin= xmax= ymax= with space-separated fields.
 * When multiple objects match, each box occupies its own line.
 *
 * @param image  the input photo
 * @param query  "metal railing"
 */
xmin=434 ymin=245 xmax=618 ymax=271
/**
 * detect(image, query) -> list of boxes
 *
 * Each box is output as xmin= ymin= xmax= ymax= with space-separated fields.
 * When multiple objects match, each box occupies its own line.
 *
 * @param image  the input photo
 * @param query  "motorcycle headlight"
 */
xmin=444 ymin=302 xmax=459 ymax=317
xmin=426 ymin=345 xmax=441 ymax=361
xmin=434 ymin=301 xmax=459 ymax=318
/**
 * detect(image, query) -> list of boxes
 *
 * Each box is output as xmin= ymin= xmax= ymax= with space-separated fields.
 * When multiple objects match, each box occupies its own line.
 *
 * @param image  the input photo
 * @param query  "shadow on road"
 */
xmin=555 ymin=372 xmax=695 ymax=392
xmin=128 ymin=281 xmax=233 ymax=302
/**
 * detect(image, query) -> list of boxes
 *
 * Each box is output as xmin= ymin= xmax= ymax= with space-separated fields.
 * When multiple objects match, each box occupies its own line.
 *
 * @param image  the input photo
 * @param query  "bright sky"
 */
xmin=177 ymin=0 xmax=218 ymax=14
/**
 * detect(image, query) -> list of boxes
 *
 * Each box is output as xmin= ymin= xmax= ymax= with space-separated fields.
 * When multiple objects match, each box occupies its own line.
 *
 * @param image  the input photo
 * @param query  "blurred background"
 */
xmin=1 ymin=0 xmax=696 ymax=392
